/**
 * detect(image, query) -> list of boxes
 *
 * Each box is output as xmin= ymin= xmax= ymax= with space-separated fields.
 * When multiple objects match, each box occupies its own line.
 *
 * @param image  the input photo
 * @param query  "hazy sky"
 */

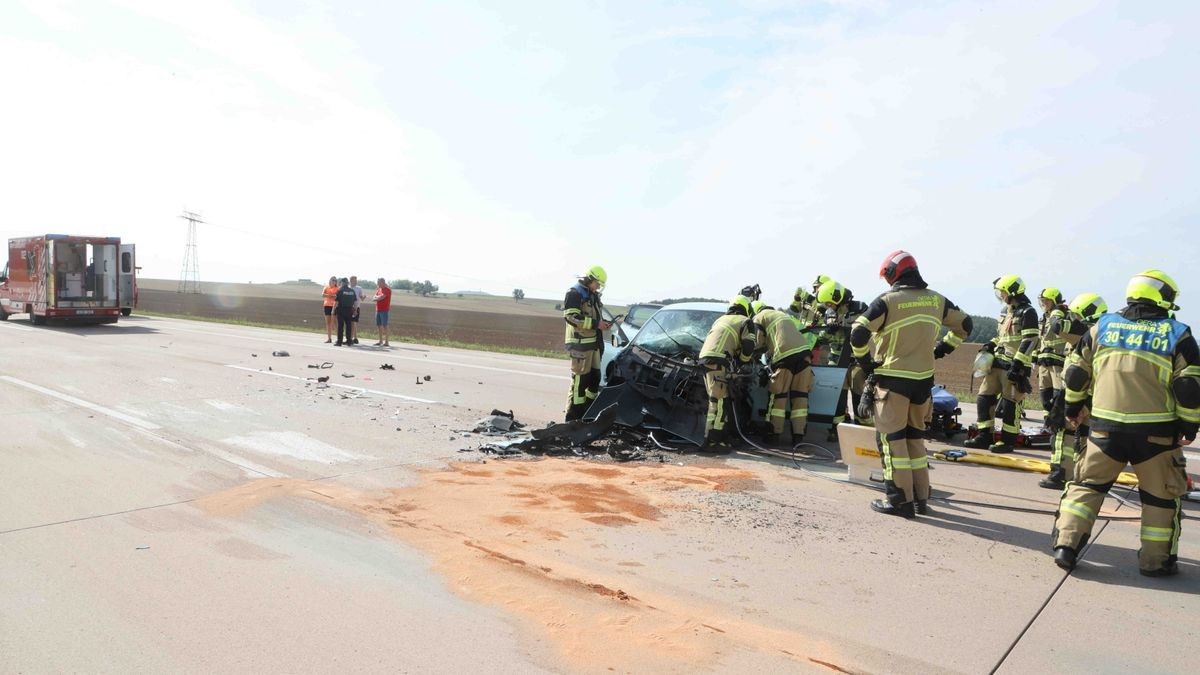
xmin=2 ymin=0 xmax=1197 ymax=318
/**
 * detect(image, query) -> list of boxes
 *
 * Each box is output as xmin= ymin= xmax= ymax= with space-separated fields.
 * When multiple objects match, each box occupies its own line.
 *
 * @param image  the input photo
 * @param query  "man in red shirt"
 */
xmin=372 ymin=278 xmax=393 ymax=347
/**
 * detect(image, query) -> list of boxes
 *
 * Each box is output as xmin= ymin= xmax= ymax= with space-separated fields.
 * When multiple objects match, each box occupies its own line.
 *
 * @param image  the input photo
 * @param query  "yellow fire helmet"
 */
xmin=1126 ymin=269 xmax=1180 ymax=311
xmin=750 ymin=300 xmax=768 ymax=316
xmin=793 ymin=286 xmax=813 ymax=303
xmin=1068 ymin=293 xmax=1107 ymax=323
xmin=584 ymin=265 xmax=607 ymax=289
xmin=729 ymin=295 xmax=752 ymax=316
xmin=812 ymin=274 xmax=832 ymax=292
xmin=993 ymin=274 xmax=1025 ymax=301
xmin=1040 ymin=287 xmax=1063 ymax=305
xmin=816 ymin=280 xmax=847 ymax=307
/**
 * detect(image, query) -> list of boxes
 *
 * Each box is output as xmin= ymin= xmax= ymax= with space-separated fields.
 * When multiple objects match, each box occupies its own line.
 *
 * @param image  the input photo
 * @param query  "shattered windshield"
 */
xmin=630 ymin=308 xmax=722 ymax=357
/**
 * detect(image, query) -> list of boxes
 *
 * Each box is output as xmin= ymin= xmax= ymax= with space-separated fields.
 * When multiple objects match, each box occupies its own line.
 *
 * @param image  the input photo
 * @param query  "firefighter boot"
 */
xmin=1039 ymin=464 xmax=1067 ymax=490
xmin=826 ymin=425 xmax=839 ymax=443
xmin=915 ymin=499 xmax=930 ymax=515
xmin=1053 ymin=547 xmax=1077 ymax=571
xmin=963 ymin=431 xmax=993 ymax=450
xmin=870 ymin=499 xmax=916 ymax=519
xmin=1139 ymin=555 xmax=1180 ymax=578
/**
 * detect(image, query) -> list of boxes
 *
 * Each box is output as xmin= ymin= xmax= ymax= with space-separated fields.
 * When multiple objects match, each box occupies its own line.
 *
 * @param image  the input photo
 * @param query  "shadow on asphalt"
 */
xmin=36 ymin=324 xmax=162 ymax=336
xmin=921 ymin=508 xmax=1200 ymax=595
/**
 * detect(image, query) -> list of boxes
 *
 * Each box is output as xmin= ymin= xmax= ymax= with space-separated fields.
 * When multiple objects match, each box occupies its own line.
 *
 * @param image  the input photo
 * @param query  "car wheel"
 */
xmin=120 ymin=308 xmax=132 ymax=317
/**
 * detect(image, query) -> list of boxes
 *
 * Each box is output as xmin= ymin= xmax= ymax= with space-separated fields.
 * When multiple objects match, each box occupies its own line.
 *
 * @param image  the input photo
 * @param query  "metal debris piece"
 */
xmin=342 ymin=373 xmax=355 ymax=378
xmin=380 ymin=363 xmax=395 ymax=370
xmin=272 ymin=350 xmax=290 ymax=357
xmin=423 ymin=375 xmax=432 ymax=381
xmin=316 ymin=376 xmax=330 ymax=383
xmin=308 ymin=362 xmax=334 ymax=369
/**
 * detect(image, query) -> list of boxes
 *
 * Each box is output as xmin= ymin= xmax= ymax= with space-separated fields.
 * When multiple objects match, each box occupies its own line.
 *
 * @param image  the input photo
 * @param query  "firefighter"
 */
xmin=850 ymin=250 xmax=971 ymax=518
xmin=699 ymin=297 xmax=756 ymax=447
xmin=787 ymin=286 xmax=822 ymax=328
xmin=1051 ymin=270 xmax=1199 ymax=576
xmin=751 ymin=301 xmax=817 ymax=445
xmin=963 ymin=275 xmax=1040 ymax=453
xmin=1036 ymin=287 xmax=1069 ymax=417
xmin=1038 ymin=293 xmax=1107 ymax=489
xmin=816 ymin=280 xmax=871 ymax=440
xmin=965 ymin=305 xmax=1007 ymax=446
xmin=562 ymin=266 xmax=611 ymax=421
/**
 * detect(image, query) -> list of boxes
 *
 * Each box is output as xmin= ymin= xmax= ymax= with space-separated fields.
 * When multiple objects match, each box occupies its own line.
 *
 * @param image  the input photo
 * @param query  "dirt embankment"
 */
xmin=139 ymin=289 xmax=566 ymax=352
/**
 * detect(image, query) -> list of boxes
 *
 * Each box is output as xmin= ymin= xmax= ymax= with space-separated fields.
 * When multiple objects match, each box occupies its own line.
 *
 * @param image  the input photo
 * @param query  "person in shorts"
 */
xmin=349 ymin=275 xmax=364 ymax=345
xmin=372 ymin=278 xmax=392 ymax=346
xmin=321 ymin=275 xmax=338 ymax=343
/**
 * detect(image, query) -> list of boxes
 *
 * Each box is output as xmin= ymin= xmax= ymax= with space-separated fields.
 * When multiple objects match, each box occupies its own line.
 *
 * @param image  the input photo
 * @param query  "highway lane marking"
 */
xmin=149 ymin=320 xmax=571 ymax=381
xmin=0 ymin=376 xmax=162 ymax=430
xmin=226 ymin=365 xmax=439 ymax=403
xmin=130 ymin=427 xmax=284 ymax=478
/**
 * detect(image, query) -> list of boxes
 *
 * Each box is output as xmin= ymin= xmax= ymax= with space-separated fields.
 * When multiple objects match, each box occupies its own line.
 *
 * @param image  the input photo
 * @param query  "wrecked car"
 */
xmin=586 ymin=303 xmax=758 ymax=445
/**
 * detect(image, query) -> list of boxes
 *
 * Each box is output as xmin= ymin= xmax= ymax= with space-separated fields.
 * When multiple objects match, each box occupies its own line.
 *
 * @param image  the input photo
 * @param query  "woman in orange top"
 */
xmin=322 ymin=276 xmax=338 ymax=343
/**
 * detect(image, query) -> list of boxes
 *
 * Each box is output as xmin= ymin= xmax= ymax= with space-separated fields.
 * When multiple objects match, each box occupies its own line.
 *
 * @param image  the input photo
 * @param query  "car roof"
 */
xmin=654 ymin=302 xmax=726 ymax=312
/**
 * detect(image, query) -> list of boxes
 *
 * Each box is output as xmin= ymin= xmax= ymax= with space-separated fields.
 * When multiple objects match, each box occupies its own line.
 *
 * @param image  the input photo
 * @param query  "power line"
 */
xmin=178 ymin=210 xmax=203 ymax=293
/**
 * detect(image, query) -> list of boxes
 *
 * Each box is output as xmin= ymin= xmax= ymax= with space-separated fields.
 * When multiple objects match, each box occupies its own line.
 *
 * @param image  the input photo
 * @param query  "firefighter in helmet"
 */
xmin=850 ymin=251 xmax=971 ymax=518
xmin=964 ymin=275 xmax=1040 ymax=453
xmin=699 ymin=296 xmax=756 ymax=447
xmin=562 ymin=266 xmax=611 ymax=421
xmin=788 ymin=286 xmax=823 ymax=329
xmin=751 ymin=300 xmax=816 ymax=446
xmin=1051 ymin=270 xmax=1198 ymax=576
xmin=816 ymin=280 xmax=871 ymax=440
xmin=1036 ymin=287 xmax=1070 ymax=418
xmin=1039 ymin=293 xmax=1107 ymax=489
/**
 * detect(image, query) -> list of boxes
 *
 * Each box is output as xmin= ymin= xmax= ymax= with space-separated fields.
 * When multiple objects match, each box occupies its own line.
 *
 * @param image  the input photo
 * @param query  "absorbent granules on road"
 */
xmin=196 ymin=459 xmax=913 ymax=674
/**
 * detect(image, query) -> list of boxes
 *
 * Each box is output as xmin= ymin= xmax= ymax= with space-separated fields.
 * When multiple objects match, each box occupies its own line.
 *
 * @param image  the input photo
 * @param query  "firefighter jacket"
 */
xmin=824 ymin=300 xmax=868 ymax=367
xmin=849 ymin=283 xmax=970 ymax=382
xmin=753 ymin=309 xmax=815 ymax=365
xmin=1038 ymin=304 xmax=1070 ymax=367
xmin=562 ymin=283 xmax=603 ymax=352
xmin=1063 ymin=304 xmax=1200 ymax=436
xmin=995 ymin=297 xmax=1040 ymax=369
xmin=700 ymin=314 xmax=754 ymax=365
xmin=1048 ymin=310 xmax=1091 ymax=351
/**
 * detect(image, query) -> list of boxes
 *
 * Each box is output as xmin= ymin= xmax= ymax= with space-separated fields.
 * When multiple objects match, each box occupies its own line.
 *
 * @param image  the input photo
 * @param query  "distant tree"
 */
xmin=413 ymin=280 xmax=439 ymax=296
xmin=512 ymin=288 xmax=525 ymax=301
xmin=390 ymin=279 xmax=414 ymax=291
xmin=967 ymin=315 xmax=999 ymax=343
xmin=359 ymin=279 xmax=377 ymax=290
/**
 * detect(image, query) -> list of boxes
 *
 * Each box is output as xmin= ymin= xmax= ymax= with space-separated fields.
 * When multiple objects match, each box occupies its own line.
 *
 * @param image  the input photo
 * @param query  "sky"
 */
xmin=1 ymin=0 xmax=1197 ymax=318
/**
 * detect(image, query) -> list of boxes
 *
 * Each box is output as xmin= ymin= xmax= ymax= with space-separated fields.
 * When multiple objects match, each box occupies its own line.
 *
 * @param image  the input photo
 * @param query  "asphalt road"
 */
xmin=1 ymin=315 xmax=1196 ymax=673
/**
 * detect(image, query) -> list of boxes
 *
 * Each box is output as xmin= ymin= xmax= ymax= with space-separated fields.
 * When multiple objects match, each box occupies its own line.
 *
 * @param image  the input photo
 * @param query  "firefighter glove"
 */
xmin=933 ymin=342 xmax=952 ymax=359
xmin=1179 ymin=420 xmax=1199 ymax=444
xmin=1064 ymin=400 xmax=1084 ymax=421
xmin=856 ymin=357 xmax=879 ymax=375
xmin=979 ymin=342 xmax=996 ymax=354
xmin=1007 ymin=362 xmax=1028 ymax=379
xmin=758 ymin=368 xmax=770 ymax=388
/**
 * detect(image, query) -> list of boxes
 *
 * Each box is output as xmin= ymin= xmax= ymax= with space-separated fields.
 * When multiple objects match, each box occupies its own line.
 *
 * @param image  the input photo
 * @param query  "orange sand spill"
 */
xmin=196 ymin=460 xmax=863 ymax=673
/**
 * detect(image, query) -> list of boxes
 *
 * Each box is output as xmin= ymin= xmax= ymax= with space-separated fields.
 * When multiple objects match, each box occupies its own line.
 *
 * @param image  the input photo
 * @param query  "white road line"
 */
xmin=0 ymin=321 xmax=36 ymax=332
xmin=0 ymin=376 xmax=162 ymax=430
xmin=154 ymin=321 xmax=571 ymax=381
xmin=129 ymin=427 xmax=284 ymax=479
xmin=225 ymin=365 xmax=439 ymax=404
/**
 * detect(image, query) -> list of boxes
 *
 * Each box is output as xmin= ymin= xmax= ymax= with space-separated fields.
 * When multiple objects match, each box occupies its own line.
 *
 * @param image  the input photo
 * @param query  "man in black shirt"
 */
xmin=334 ymin=278 xmax=357 ymax=346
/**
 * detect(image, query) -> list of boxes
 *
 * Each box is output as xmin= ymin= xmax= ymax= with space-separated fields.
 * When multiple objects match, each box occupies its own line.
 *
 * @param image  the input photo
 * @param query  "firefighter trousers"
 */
xmin=565 ymin=348 xmax=601 ymax=421
xmin=1049 ymin=422 xmax=1088 ymax=479
xmin=1037 ymin=362 xmax=1063 ymax=392
xmin=1053 ymin=430 xmax=1188 ymax=572
xmin=993 ymin=376 xmax=1026 ymax=444
xmin=874 ymin=385 xmax=931 ymax=506
xmin=768 ymin=360 xmax=812 ymax=436
xmin=703 ymin=362 xmax=730 ymax=436
xmin=975 ymin=364 xmax=1006 ymax=431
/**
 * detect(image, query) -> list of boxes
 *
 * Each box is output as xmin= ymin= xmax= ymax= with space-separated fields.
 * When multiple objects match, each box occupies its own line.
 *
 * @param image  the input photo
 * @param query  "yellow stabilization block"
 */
xmin=932 ymin=450 xmax=1139 ymax=486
